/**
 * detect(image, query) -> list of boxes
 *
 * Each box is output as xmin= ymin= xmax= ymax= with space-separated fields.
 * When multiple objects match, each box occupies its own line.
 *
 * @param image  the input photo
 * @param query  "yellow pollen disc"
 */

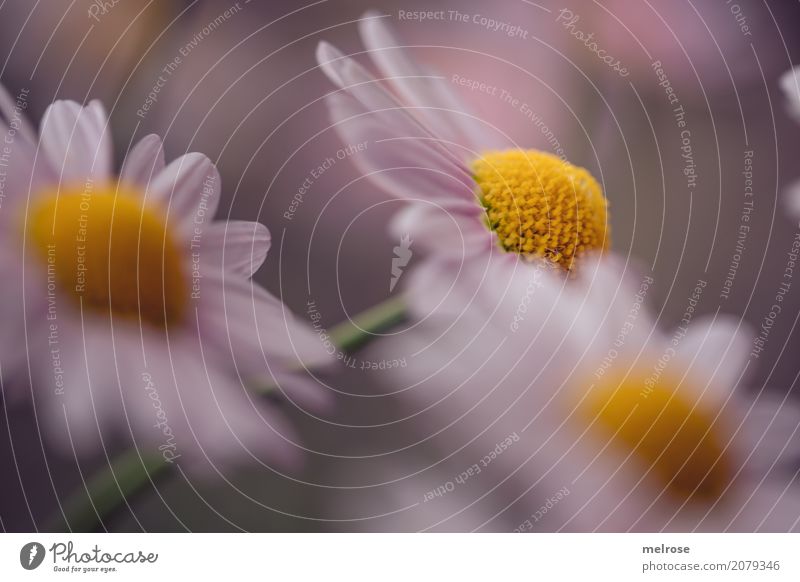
xmin=29 ymin=183 xmax=187 ymax=327
xmin=473 ymin=149 xmax=609 ymax=269
xmin=582 ymin=373 xmax=732 ymax=502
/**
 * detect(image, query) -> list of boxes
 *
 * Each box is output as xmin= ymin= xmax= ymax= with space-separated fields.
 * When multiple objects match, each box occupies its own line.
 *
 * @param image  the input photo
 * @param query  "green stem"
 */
xmin=47 ymin=296 xmax=407 ymax=532
xmin=329 ymin=295 xmax=407 ymax=352
xmin=46 ymin=450 xmax=169 ymax=532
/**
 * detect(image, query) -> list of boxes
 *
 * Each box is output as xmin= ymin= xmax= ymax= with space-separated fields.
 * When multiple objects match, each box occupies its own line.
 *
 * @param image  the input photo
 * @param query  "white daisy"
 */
xmin=371 ymin=255 xmax=800 ymax=531
xmin=317 ymin=12 xmax=610 ymax=272
xmin=781 ymin=66 xmax=800 ymax=123
xmin=781 ymin=66 xmax=800 ymax=216
xmin=0 ymin=89 xmax=332 ymax=471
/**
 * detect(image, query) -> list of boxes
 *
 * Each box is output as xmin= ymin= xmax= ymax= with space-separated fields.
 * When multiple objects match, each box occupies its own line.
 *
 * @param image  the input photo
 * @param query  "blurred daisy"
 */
xmin=781 ymin=66 xmax=800 ymax=215
xmin=781 ymin=66 xmax=800 ymax=123
xmin=373 ymin=256 xmax=800 ymax=531
xmin=0 ymin=89 xmax=332 ymax=471
xmin=317 ymin=12 xmax=609 ymax=272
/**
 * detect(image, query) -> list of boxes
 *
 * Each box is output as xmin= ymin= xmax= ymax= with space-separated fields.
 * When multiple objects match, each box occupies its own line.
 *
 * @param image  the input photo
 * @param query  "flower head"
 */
xmin=317 ymin=13 xmax=610 ymax=271
xmin=0 ymin=90 xmax=332 ymax=472
xmin=475 ymin=150 xmax=608 ymax=267
xmin=369 ymin=256 xmax=800 ymax=531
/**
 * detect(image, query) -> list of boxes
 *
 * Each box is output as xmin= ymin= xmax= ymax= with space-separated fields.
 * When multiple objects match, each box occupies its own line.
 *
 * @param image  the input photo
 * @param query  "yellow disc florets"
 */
xmin=582 ymin=371 xmax=732 ymax=502
xmin=29 ymin=183 xmax=187 ymax=328
xmin=473 ymin=149 xmax=609 ymax=269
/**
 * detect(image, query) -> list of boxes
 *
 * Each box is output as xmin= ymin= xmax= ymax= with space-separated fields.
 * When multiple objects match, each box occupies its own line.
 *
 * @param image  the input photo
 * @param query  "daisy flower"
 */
xmin=372 ymin=256 xmax=800 ymax=531
xmin=0 ymin=88 xmax=332 ymax=471
xmin=781 ymin=66 xmax=800 ymax=123
xmin=317 ymin=12 xmax=610 ymax=271
xmin=781 ymin=66 xmax=800 ymax=215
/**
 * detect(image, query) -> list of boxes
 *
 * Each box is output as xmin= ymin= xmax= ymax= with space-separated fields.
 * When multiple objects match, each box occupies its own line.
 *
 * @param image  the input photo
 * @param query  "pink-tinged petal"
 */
xmin=326 ymin=92 xmax=476 ymax=204
xmin=0 ymin=282 xmax=44 ymax=405
xmin=366 ymin=257 xmax=569 ymax=443
xmin=363 ymin=299 xmax=507 ymax=417
xmin=266 ymin=368 xmax=334 ymax=413
xmin=404 ymin=257 xmax=472 ymax=321
xmin=0 ymin=138 xmax=55 ymax=212
xmin=735 ymin=395 xmax=800 ymax=476
xmin=0 ymin=84 xmax=36 ymax=144
xmin=39 ymin=100 xmax=112 ymax=184
xmin=318 ymin=41 xmax=395 ymax=115
xmin=785 ymin=179 xmax=800 ymax=218
xmin=149 ymin=152 xmax=220 ymax=232
xmin=780 ymin=66 xmax=800 ymax=123
xmin=389 ymin=203 xmax=494 ymax=263
xmin=717 ymin=480 xmax=800 ymax=532
xmin=569 ymin=255 xmax=656 ymax=351
xmin=317 ymin=40 xmax=347 ymax=87
xmin=0 ymin=105 xmax=54 ymax=211
xmin=327 ymin=454 xmax=504 ymax=531
xmin=404 ymin=251 xmax=530 ymax=324
xmin=403 ymin=249 xmax=521 ymax=322
xmin=125 ymin=333 xmax=302 ymax=472
xmin=120 ymin=134 xmax=166 ymax=187
xmin=672 ymin=316 xmax=752 ymax=403
xmin=359 ymin=12 xmax=510 ymax=152
xmin=200 ymin=220 xmax=271 ymax=279
xmin=40 ymin=318 xmax=302 ymax=472
xmin=318 ymin=41 xmax=474 ymax=170
xmin=34 ymin=318 xmax=120 ymax=455
xmin=4 ymin=261 xmax=74 ymax=404
xmin=197 ymin=274 xmax=334 ymax=374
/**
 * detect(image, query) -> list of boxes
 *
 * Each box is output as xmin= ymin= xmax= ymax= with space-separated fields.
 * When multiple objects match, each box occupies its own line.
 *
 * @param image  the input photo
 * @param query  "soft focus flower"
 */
xmin=781 ymin=66 xmax=800 ymax=216
xmin=0 ymin=87 xmax=332 ymax=471
xmin=317 ymin=12 xmax=610 ymax=272
xmin=370 ymin=255 xmax=800 ymax=531
xmin=782 ymin=67 xmax=800 ymax=123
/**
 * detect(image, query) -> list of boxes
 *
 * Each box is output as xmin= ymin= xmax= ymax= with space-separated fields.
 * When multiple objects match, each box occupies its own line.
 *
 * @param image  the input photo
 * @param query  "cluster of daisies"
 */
xmin=1 ymin=12 xmax=799 ymax=531
xmin=318 ymin=14 xmax=800 ymax=531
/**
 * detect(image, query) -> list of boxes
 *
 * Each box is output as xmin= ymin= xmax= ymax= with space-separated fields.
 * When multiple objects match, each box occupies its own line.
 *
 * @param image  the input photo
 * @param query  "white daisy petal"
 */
xmin=0 ymin=137 xmax=34 ymax=223
xmin=0 ymin=84 xmax=36 ymax=144
xmin=198 ymin=275 xmax=333 ymax=374
xmin=318 ymin=42 xmax=473 ymax=169
xmin=326 ymin=92 xmax=476 ymax=203
xmin=720 ymin=480 xmax=800 ymax=532
xmin=123 ymin=333 xmax=301 ymax=471
xmin=359 ymin=12 xmax=510 ymax=152
xmin=404 ymin=256 xmax=476 ymax=321
xmin=784 ymin=178 xmax=800 ymax=218
xmin=780 ymin=66 xmax=800 ymax=123
xmin=39 ymin=100 xmax=112 ymax=184
xmin=673 ymin=316 xmax=752 ymax=402
xmin=37 ymin=320 xmax=119 ymax=455
xmin=738 ymin=395 xmax=800 ymax=476
xmin=389 ymin=203 xmax=494 ymax=264
xmin=267 ymin=368 xmax=334 ymax=413
xmin=120 ymin=133 xmax=166 ymax=187
xmin=200 ymin=220 xmax=271 ymax=279
xmin=149 ymin=152 xmax=220 ymax=230
xmin=566 ymin=255 xmax=656 ymax=353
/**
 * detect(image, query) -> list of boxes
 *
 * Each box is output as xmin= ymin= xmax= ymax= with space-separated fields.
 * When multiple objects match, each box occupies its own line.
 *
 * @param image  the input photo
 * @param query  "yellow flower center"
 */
xmin=29 ymin=183 xmax=187 ymax=328
xmin=582 ymin=372 xmax=732 ymax=502
xmin=473 ymin=150 xmax=609 ymax=269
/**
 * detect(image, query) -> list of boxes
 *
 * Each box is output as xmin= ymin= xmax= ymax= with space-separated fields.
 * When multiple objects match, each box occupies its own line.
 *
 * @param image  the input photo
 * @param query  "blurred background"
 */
xmin=1 ymin=0 xmax=800 ymax=531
